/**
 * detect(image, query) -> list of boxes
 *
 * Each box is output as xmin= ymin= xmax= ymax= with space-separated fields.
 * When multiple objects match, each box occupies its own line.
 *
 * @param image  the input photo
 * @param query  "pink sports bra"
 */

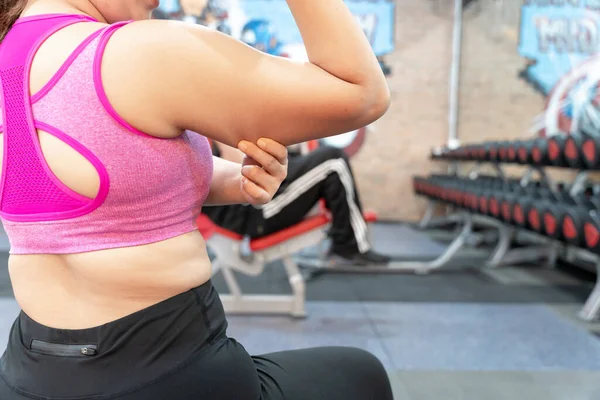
xmin=0 ymin=14 xmax=214 ymax=254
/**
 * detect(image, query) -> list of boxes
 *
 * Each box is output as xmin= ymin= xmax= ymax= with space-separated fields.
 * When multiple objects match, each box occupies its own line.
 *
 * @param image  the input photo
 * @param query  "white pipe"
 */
xmin=447 ymin=0 xmax=463 ymax=149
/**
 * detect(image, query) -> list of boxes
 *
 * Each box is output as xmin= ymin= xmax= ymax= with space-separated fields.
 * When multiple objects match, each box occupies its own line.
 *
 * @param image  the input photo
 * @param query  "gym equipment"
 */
xmin=562 ymin=132 xmax=589 ymax=169
xmin=421 ymin=145 xmax=600 ymax=322
xmin=487 ymin=179 xmax=518 ymax=219
xmin=530 ymin=138 xmax=552 ymax=166
xmin=547 ymin=131 xmax=592 ymax=169
xmin=516 ymin=139 xmax=536 ymax=165
xmin=469 ymin=143 xmax=485 ymax=162
xmin=527 ymin=183 xmax=556 ymax=234
xmin=506 ymin=140 xmax=519 ymax=164
xmin=469 ymin=176 xmax=497 ymax=213
xmin=546 ymin=135 xmax=569 ymax=167
xmin=583 ymin=201 xmax=600 ymax=256
xmin=538 ymin=182 xmax=574 ymax=240
xmin=197 ymin=213 xmax=325 ymax=318
xmin=499 ymin=180 xmax=527 ymax=224
xmin=581 ymin=134 xmax=600 ymax=169
xmin=477 ymin=177 xmax=505 ymax=216
xmin=564 ymin=135 xmax=586 ymax=169
xmin=497 ymin=141 xmax=512 ymax=163
xmin=478 ymin=142 xmax=493 ymax=162
xmin=576 ymin=116 xmax=600 ymax=169
xmin=511 ymin=181 xmax=549 ymax=231
xmin=487 ymin=142 xmax=501 ymax=163
xmin=562 ymin=185 xmax=600 ymax=248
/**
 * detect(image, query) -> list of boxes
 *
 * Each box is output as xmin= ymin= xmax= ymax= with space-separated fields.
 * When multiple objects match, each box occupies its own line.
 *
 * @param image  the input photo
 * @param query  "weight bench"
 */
xmin=196 ymin=213 xmax=331 ymax=318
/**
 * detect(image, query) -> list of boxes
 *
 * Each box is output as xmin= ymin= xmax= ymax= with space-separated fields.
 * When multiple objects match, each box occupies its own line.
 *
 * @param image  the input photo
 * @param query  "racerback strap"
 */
xmin=0 ymin=14 xmax=95 ymax=219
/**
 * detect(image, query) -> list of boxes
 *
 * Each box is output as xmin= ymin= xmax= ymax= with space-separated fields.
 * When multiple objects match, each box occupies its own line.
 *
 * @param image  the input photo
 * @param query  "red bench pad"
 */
xmin=250 ymin=214 xmax=330 ymax=251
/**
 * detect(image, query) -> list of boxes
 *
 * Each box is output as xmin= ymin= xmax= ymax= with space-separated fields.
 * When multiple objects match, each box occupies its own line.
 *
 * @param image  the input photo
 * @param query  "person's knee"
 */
xmin=340 ymin=347 xmax=387 ymax=373
xmin=335 ymin=347 xmax=393 ymax=397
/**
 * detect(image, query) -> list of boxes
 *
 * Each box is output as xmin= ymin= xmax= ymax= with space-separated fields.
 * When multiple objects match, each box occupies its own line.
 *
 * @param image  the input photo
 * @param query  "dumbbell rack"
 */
xmin=419 ymin=163 xmax=562 ymax=267
xmin=297 ymin=163 xmax=561 ymax=276
xmin=418 ymin=140 xmax=600 ymax=322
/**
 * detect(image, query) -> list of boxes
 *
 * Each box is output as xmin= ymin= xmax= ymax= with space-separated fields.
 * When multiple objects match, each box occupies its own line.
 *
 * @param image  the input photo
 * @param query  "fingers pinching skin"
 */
xmin=256 ymin=138 xmax=288 ymax=165
xmin=238 ymin=140 xmax=288 ymax=179
xmin=237 ymin=138 xmax=289 ymax=205
xmin=241 ymin=165 xmax=278 ymax=192
xmin=240 ymin=177 xmax=271 ymax=205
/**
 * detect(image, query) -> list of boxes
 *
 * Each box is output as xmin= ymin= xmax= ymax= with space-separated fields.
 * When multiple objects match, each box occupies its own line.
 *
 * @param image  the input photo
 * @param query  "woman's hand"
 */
xmin=237 ymin=138 xmax=288 ymax=206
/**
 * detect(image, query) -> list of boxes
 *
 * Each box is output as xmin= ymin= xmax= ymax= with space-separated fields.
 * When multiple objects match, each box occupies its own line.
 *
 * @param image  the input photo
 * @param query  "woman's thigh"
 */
xmin=0 ymin=342 xmax=392 ymax=400
xmin=253 ymin=346 xmax=394 ymax=400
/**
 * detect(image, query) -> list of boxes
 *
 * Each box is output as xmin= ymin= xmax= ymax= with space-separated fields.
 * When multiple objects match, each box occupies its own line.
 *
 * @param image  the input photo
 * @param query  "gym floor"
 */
xmin=0 ymin=223 xmax=599 ymax=399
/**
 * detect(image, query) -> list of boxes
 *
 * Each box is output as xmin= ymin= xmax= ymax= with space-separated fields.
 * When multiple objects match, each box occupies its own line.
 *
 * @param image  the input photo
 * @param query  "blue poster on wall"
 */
xmin=518 ymin=0 xmax=600 ymax=95
xmin=155 ymin=0 xmax=395 ymax=57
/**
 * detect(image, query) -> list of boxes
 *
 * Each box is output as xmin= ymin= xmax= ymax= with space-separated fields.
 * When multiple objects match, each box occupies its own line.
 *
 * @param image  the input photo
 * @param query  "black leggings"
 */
xmin=0 ymin=281 xmax=393 ymax=400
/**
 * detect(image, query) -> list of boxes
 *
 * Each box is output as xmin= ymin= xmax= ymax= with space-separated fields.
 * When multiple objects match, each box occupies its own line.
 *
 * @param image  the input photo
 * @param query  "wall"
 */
xmin=351 ymin=0 xmax=453 ymax=221
xmin=351 ymin=0 xmax=560 ymax=221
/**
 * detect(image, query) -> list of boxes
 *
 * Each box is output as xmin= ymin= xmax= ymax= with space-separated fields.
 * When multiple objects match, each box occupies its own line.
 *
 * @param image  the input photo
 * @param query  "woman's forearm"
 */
xmin=287 ymin=0 xmax=387 ymax=93
xmin=204 ymin=157 xmax=246 ymax=206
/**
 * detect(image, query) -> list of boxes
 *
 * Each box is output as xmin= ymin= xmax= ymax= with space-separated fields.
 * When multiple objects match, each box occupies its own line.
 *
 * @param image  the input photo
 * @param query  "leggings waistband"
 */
xmin=1 ymin=280 xmax=227 ymax=399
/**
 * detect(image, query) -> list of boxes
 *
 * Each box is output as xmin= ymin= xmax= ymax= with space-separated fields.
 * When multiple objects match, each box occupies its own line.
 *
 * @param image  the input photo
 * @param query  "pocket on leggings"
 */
xmin=30 ymin=339 xmax=98 ymax=357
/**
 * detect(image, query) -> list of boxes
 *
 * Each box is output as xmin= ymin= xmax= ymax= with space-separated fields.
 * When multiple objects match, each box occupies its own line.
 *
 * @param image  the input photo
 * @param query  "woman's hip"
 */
xmin=0 ymin=280 xmax=244 ymax=399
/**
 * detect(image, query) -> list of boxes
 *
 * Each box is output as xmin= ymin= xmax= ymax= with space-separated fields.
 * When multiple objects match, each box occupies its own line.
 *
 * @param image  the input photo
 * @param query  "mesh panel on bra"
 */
xmin=0 ymin=66 xmax=86 ymax=215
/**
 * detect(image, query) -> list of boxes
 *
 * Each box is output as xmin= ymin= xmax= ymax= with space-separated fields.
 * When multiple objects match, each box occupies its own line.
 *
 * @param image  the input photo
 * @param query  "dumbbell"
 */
xmin=477 ymin=176 xmax=504 ymax=212
xmin=583 ymin=207 xmax=600 ymax=253
xmin=445 ymin=178 xmax=465 ymax=205
xmin=530 ymin=137 xmax=552 ymax=166
xmin=509 ymin=181 xmax=550 ymax=229
xmin=577 ymin=120 xmax=600 ymax=169
xmin=545 ymin=135 xmax=570 ymax=167
xmin=419 ymin=175 xmax=445 ymax=199
xmin=476 ymin=177 xmax=505 ymax=216
xmin=571 ymin=105 xmax=600 ymax=169
xmin=516 ymin=139 xmax=537 ymax=165
xmin=486 ymin=142 xmax=502 ymax=163
xmin=465 ymin=177 xmax=490 ymax=209
xmin=500 ymin=180 xmax=531 ymax=224
xmin=497 ymin=141 xmax=511 ymax=163
xmin=448 ymin=176 xmax=469 ymax=211
xmin=581 ymin=135 xmax=600 ymax=169
xmin=554 ymin=125 xmax=600 ymax=169
xmin=425 ymin=175 xmax=444 ymax=201
xmin=478 ymin=142 xmax=495 ymax=162
xmin=505 ymin=140 xmax=520 ymax=164
xmin=414 ymin=175 xmax=430 ymax=197
xmin=436 ymin=176 xmax=461 ymax=204
xmin=499 ymin=180 xmax=541 ymax=226
xmin=539 ymin=183 xmax=575 ymax=240
xmin=413 ymin=177 xmax=429 ymax=196
xmin=469 ymin=143 xmax=485 ymax=162
xmin=562 ymin=185 xmax=600 ymax=247
xmin=485 ymin=179 xmax=517 ymax=219
xmin=527 ymin=184 xmax=559 ymax=234
xmin=563 ymin=136 xmax=585 ymax=168
xmin=455 ymin=177 xmax=478 ymax=211
xmin=497 ymin=141 xmax=520 ymax=164
xmin=464 ymin=145 xmax=480 ymax=162
xmin=489 ymin=179 xmax=521 ymax=222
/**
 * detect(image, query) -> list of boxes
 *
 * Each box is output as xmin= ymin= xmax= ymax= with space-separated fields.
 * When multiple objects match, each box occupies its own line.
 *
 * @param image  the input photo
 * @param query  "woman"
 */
xmin=0 ymin=0 xmax=393 ymax=399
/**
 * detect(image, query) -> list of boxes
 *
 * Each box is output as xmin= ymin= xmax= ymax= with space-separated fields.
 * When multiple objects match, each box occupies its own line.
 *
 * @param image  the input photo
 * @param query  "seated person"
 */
xmin=203 ymin=141 xmax=391 ymax=265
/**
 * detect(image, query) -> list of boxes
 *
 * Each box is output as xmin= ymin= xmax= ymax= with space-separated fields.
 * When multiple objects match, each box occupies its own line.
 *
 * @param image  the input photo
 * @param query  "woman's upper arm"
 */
xmin=103 ymin=20 xmax=389 ymax=147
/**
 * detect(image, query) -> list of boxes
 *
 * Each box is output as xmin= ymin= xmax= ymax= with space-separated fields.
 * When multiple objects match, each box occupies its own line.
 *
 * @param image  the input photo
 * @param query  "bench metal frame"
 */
xmin=207 ymin=219 xmax=330 ymax=318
